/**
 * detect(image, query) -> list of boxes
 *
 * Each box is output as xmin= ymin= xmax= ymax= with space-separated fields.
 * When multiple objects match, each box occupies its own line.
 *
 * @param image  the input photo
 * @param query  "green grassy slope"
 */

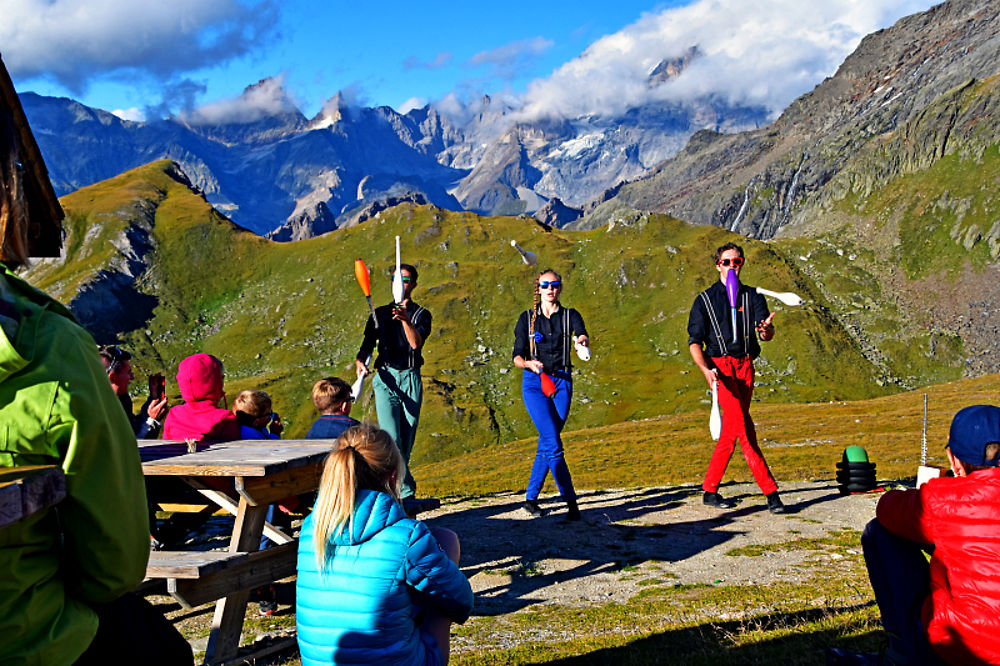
xmin=418 ymin=369 xmax=1000 ymax=497
xmin=21 ymin=161 xmax=897 ymax=466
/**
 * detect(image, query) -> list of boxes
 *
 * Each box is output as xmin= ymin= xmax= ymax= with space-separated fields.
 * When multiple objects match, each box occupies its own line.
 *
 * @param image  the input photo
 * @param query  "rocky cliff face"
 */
xmin=576 ymin=0 xmax=1000 ymax=239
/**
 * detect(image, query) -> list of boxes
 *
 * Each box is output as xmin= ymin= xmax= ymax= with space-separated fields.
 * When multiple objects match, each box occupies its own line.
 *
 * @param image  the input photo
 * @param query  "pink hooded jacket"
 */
xmin=162 ymin=353 xmax=240 ymax=442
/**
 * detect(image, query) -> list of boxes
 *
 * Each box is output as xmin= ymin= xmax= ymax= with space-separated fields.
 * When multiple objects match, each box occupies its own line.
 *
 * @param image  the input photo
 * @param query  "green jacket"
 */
xmin=0 ymin=267 xmax=149 ymax=665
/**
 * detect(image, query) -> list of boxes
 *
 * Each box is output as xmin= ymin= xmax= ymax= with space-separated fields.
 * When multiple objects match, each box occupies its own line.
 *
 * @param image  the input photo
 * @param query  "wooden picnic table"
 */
xmin=0 ymin=465 xmax=66 ymax=529
xmin=139 ymin=439 xmax=332 ymax=665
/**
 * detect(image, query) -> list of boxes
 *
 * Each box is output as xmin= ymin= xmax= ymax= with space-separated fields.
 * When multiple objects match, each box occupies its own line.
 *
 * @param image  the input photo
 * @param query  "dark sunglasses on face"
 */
xmin=391 ymin=276 xmax=413 ymax=283
xmin=538 ymin=281 xmax=562 ymax=289
xmin=103 ymin=345 xmax=129 ymax=372
xmin=717 ymin=257 xmax=744 ymax=268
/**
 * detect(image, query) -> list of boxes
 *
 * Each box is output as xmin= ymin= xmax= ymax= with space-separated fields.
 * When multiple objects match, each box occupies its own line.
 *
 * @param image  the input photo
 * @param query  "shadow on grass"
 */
xmin=726 ymin=482 xmax=845 ymax=515
xmin=425 ymin=484 xmax=847 ymax=616
xmin=538 ymin=602 xmax=882 ymax=666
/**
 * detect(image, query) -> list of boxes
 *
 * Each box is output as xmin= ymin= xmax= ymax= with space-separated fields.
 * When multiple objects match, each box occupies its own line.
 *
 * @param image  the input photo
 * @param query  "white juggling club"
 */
xmin=392 ymin=235 xmax=404 ymax=304
xmin=756 ymin=288 xmax=804 ymax=306
xmin=709 ymin=378 xmax=722 ymax=440
xmin=510 ymin=240 xmax=537 ymax=266
xmin=352 ymin=356 xmax=371 ymax=403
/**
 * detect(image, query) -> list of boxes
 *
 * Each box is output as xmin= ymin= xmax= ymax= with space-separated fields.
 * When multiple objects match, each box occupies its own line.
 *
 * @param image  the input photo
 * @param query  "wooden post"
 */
xmin=203 ymin=490 xmax=268 ymax=664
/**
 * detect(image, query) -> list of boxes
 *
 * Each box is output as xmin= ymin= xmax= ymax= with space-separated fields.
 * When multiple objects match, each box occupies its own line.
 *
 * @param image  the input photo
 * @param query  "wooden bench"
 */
xmin=147 ymin=541 xmax=298 ymax=609
xmin=0 ymin=465 xmax=66 ymax=529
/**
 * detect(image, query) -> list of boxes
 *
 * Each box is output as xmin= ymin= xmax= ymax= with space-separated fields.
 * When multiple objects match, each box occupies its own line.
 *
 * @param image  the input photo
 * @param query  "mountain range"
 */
xmin=576 ymin=0 xmax=1000 ymax=239
xmin=20 ymin=53 xmax=768 ymax=239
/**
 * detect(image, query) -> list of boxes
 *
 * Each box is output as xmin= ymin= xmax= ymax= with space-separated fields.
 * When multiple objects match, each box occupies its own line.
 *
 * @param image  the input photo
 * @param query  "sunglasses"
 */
xmin=717 ymin=257 xmax=744 ymax=268
xmin=103 ymin=345 xmax=129 ymax=372
xmin=391 ymin=276 xmax=413 ymax=283
xmin=538 ymin=281 xmax=562 ymax=290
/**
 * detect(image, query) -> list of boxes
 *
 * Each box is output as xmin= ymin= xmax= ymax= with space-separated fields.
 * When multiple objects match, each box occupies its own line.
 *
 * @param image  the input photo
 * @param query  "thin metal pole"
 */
xmin=921 ymin=394 xmax=928 ymax=466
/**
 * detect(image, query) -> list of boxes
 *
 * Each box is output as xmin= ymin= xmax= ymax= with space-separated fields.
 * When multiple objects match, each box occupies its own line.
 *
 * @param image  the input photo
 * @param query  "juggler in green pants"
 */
xmin=373 ymin=366 xmax=423 ymax=498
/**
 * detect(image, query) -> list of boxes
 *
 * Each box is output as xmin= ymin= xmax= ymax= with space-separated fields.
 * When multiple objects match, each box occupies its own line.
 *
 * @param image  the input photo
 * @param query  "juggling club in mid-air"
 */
xmin=354 ymin=259 xmax=378 ymax=329
xmin=726 ymin=268 xmax=739 ymax=344
xmin=510 ymin=240 xmax=538 ymax=266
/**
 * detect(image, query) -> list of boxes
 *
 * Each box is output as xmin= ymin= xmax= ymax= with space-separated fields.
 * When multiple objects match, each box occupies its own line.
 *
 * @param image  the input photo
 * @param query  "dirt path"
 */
xmin=421 ymin=480 xmax=882 ymax=616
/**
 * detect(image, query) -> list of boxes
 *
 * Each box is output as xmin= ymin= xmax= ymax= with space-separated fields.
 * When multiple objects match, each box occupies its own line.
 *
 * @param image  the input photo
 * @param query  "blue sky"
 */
xmin=0 ymin=0 xmax=936 ymax=122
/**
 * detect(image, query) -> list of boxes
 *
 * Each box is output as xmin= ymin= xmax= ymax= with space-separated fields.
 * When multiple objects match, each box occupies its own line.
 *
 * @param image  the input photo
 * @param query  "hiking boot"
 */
xmin=523 ymin=499 xmax=546 ymax=517
xmin=824 ymin=647 xmax=883 ymax=665
xmin=766 ymin=491 xmax=787 ymax=514
xmin=566 ymin=499 xmax=581 ymax=521
xmin=703 ymin=491 xmax=735 ymax=509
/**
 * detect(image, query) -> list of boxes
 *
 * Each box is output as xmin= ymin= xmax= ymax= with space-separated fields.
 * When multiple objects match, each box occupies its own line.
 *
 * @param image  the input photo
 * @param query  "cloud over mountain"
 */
xmin=0 ymin=0 xmax=278 ymax=94
xmin=181 ymin=75 xmax=297 ymax=125
xmin=513 ymin=0 xmax=932 ymax=120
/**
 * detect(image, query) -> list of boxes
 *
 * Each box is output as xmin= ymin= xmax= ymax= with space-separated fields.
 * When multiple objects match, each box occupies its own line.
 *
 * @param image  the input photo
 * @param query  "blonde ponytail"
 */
xmin=312 ymin=424 xmax=405 ymax=571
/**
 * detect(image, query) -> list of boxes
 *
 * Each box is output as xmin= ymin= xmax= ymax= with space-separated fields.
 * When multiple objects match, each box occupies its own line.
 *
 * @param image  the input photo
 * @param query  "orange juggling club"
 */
xmin=354 ymin=259 xmax=378 ymax=329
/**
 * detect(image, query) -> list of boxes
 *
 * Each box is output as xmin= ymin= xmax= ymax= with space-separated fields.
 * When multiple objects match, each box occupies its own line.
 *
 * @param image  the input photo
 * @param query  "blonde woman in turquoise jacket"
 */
xmin=296 ymin=424 xmax=474 ymax=665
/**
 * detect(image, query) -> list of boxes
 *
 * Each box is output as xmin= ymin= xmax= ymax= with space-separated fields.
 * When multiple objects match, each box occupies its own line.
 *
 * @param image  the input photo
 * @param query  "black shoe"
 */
xmin=824 ymin=647 xmax=883 ymax=665
xmin=766 ymin=491 xmax=787 ymax=514
xmin=703 ymin=491 xmax=735 ymax=509
xmin=523 ymin=499 xmax=546 ymax=517
xmin=255 ymin=584 xmax=278 ymax=615
xmin=566 ymin=500 xmax=581 ymax=521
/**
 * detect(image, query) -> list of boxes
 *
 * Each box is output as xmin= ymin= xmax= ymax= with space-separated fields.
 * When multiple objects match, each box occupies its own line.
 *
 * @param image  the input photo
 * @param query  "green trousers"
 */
xmin=373 ymin=366 xmax=423 ymax=498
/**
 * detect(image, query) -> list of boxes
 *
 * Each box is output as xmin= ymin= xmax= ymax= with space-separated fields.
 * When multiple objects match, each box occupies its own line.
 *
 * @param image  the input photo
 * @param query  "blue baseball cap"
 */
xmin=948 ymin=405 xmax=1000 ymax=467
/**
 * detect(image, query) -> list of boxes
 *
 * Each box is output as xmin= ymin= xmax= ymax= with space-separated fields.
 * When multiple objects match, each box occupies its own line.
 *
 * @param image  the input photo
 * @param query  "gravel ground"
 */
xmin=421 ymin=480 xmax=882 ymax=616
xmin=156 ymin=480 xmax=885 ymax=662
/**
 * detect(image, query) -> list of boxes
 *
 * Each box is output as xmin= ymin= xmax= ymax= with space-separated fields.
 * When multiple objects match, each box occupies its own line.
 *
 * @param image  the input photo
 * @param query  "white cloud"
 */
xmin=399 ymin=97 xmax=428 ymax=114
xmin=468 ymin=36 xmax=554 ymax=81
xmin=510 ymin=0 xmax=935 ymax=121
xmin=0 ymin=0 xmax=278 ymax=94
xmin=404 ymin=52 xmax=453 ymax=70
xmin=112 ymin=107 xmax=145 ymax=122
xmin=182 ymin=75 xmax=296 ymax=125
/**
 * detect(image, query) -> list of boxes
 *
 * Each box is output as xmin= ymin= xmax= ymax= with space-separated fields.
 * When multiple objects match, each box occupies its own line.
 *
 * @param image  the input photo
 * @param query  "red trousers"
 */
xmin=702 ymin=356 xmax=778 ymax=495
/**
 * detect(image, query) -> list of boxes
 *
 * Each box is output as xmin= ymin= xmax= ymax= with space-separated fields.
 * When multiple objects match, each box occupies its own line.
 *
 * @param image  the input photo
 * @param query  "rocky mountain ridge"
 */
xmin=576 ymin=0 xmax=1000 ymax=240
xmin=20 ymin=51 xmax=768 ymax=237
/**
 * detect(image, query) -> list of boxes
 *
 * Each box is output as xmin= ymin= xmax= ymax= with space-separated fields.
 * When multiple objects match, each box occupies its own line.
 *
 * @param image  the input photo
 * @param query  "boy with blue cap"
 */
xmin=852 ymin=405 xmax=1000 ymax=665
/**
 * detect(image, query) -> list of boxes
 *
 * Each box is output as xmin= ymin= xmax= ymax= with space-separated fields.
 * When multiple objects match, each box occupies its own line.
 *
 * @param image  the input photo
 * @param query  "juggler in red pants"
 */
xmin=702 ymin=355 xmax=778 ymax=495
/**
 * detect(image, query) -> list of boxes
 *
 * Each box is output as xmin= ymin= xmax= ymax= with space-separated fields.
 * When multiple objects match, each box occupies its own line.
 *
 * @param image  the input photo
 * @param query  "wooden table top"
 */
xmin=138 ymin=439 xmax=336 ymax=477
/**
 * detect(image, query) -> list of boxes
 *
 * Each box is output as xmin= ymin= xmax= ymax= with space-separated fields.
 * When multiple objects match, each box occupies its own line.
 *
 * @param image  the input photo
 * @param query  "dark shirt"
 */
xmin=305 ymin=414 xmax=360 ymax=440
xmin=687 ymin=280 xmax=769 ymax=359
xmin=118 ymin=393 xmax=161 ymax=439
xmin=357 ymin=301 xmax=432 ymax=371
xmin=513 ymin=306 xmax=588 ymax=375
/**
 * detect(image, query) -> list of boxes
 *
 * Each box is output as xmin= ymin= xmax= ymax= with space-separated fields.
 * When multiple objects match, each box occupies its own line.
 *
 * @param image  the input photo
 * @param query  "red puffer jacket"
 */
xmin=877 ymin=467 xmax=1000 ymax=665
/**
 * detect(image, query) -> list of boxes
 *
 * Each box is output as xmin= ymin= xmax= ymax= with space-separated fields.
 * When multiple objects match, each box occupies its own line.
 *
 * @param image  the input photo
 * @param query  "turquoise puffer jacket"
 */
xmin=296 ymin=489 xmax=474 ymax=666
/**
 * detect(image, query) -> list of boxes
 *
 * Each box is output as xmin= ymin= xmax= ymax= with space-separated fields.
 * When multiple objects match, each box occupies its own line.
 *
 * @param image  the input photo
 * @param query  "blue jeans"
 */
xmin=522 ymin=369 xmax=576 ymax=502
xmin=861 ymin=519 xmax=947 ymax=666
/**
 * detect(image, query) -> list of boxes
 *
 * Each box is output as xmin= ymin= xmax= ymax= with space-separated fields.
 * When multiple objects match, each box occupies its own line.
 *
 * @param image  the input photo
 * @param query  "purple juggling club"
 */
xmin=726 ymin=268 xmax=739 ymax=343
